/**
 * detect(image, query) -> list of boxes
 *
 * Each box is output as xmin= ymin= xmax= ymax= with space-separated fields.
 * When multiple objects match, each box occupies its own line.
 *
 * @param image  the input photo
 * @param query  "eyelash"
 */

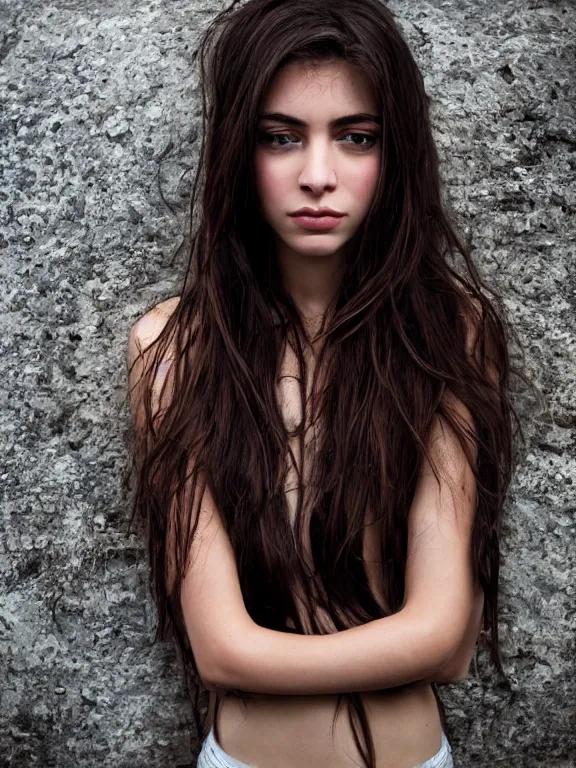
xmin=258 ymin=131 xmax=379 ymax=150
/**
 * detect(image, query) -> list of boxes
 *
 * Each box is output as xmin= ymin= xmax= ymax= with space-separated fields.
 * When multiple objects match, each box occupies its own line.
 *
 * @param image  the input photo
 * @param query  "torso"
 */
xmin=208 ymin=685 xmax=444 ymax=768
xmin=206 ymin=320 xmax=449 ymax=768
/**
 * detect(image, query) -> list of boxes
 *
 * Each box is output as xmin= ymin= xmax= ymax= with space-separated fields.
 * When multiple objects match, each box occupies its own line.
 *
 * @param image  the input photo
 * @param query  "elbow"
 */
xmin=185 ymin=616 xmax=254 ymax=691
xmin=429 ymin=650 xmax=472 ymax=684
xmin=201 ymin=637 xmax=245 ymax=691
xmin=192 ymin=646 xmax=219 ymax=690
xmin=208 ymin=623 xmax=263 ymax=691
xmin=204 ymin=654 xmax=232 ymax=690
xmin=189 ymin=637 xmax=235 ymax=691
xmin=450 ymin=663 xmax=471 ymax=682
xmin=398 ymin=607 xmax=461 ymax=682
xmin=198 ymin=657 xmax=221 ymax=690
xmin=441 ymin=648 xmax=474 ymax=682
xmin=424 ymin=621 xmax=468 ymax=680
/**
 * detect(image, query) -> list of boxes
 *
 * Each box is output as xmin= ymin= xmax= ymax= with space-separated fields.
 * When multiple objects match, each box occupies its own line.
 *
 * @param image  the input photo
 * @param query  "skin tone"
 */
xmin=132 ymin=61 xmax=482 ymax=705
xmin=253 ymin=58 xmax=381 ymax=329
xmin=188 ymin=60 xmax=478 ymax=696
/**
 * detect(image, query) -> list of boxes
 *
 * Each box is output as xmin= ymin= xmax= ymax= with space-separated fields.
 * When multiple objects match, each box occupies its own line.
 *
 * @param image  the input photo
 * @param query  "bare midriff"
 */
xmin=207 ymin=683 xmax=445 ymax=768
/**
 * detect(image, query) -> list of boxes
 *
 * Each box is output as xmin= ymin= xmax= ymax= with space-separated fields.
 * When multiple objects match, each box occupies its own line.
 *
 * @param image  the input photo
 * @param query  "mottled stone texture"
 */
xmin=0 ymin=0 xmax=574 ymax=765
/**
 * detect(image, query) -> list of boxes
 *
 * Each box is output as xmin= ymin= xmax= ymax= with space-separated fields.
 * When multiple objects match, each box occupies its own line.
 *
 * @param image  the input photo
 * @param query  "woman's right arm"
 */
xmin=127 ymin=299 xmax=254 ymax=687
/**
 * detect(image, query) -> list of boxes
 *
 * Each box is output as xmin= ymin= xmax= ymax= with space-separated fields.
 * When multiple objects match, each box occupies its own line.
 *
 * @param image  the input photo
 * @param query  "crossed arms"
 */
xmin=128 ymin=301 xmax=485 ymax=696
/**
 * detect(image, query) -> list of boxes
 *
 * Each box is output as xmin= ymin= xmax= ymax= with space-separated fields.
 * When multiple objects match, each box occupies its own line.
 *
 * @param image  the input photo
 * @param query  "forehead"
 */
xmin=260 ymin=59 xmax=377 ymax=119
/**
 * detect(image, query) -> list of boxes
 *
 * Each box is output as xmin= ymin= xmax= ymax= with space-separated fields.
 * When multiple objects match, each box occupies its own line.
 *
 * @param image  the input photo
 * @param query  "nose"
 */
xmin=298 ymin=140 xmax=337 ymax=194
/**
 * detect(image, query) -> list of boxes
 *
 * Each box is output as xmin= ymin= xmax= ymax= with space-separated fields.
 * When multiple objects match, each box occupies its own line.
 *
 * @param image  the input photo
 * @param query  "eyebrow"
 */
xmin=257 ymin=111 xmax=381 ymax=128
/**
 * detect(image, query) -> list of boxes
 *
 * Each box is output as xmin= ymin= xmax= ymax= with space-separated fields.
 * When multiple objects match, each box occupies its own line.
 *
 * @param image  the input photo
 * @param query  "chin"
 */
xmin=286 ymin=234 xmax=346 ymax=252
xmin=295 ymin=245 xmax=344 ymax=258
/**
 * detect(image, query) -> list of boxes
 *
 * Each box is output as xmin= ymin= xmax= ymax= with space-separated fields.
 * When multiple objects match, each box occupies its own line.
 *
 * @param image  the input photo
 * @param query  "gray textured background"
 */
xmin=1 ymin=0 xmax=575 ymax=766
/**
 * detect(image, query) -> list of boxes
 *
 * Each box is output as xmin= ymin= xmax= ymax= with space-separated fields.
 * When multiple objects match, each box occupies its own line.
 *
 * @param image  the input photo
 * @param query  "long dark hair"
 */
xmin=126 ymin=1 xmax=537 ymax=765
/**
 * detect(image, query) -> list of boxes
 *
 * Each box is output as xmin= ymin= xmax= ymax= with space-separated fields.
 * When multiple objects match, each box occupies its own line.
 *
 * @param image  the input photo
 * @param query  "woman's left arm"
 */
xmin=212 ymin=395 xmax=482 ymax=695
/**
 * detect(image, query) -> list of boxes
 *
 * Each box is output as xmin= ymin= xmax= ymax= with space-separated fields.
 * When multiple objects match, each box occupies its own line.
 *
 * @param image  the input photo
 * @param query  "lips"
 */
xmin=289 ymin=208 xmax=345 ymax=217
xmin=289 ymin=213 xmax=344 ymax=231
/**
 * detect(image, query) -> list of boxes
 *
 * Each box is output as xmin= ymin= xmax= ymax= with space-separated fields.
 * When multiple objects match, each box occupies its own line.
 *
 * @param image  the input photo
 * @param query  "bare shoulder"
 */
xmin=127 ymin=296 xmax=181 ymax=424
xmin=128 ymin=295 xmax=181 ymax=365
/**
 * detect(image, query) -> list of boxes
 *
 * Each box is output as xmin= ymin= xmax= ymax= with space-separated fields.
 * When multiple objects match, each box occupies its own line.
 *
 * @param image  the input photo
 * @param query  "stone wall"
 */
xmin=1 ymin=0 xmax=574 ymax=766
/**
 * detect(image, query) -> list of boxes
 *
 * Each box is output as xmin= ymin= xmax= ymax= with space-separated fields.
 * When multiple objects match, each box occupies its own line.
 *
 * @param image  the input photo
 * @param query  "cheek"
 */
xmin=254 ymin=154 xmax=289 ymax=211
xmin=349 ymin=158 xmax=380 ymax=206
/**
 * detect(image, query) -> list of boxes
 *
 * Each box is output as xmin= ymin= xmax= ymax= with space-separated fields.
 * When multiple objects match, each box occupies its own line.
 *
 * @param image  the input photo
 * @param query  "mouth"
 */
xmin=289 ymin=209 xmax=345 ymax=218
xmin=289 ymin=213 xmax=345 ymax=231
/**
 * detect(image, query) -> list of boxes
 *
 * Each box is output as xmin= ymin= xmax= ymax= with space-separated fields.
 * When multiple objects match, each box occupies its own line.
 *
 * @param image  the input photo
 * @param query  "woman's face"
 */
xmin=254 ymin=58 xmax=381 ymax=262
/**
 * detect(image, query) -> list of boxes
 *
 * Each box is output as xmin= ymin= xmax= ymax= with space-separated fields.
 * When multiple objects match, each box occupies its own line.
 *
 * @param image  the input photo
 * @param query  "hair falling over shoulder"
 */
xmin=125 ymin=1 xmax=539 ymax=764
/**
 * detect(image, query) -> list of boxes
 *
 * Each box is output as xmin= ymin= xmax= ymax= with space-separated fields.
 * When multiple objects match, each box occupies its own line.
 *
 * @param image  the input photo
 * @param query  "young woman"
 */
xmin=127 ymin=1 xmax=526 ymax=766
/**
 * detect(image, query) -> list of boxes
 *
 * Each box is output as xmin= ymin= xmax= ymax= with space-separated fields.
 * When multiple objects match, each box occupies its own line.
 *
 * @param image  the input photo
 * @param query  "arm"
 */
xmin=212 ymin=393 xmax=480 ymax=694
xmin=421 ymin=581 xmax=484 ymax=684
xmin=135 ymin=300 xmax=485 ymax=693
xmin=212 ymin=298 xmax=491 ymax=692
xmin=217 ymin=609 xmax=467 ymax=696
xmin=127 ymin=298 xmax=253 ymax=688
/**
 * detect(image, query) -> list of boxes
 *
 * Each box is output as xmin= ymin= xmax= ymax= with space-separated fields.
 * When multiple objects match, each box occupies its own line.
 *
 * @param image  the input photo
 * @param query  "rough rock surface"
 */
xmin=0 ymin=0 xmax=574 ymax=766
